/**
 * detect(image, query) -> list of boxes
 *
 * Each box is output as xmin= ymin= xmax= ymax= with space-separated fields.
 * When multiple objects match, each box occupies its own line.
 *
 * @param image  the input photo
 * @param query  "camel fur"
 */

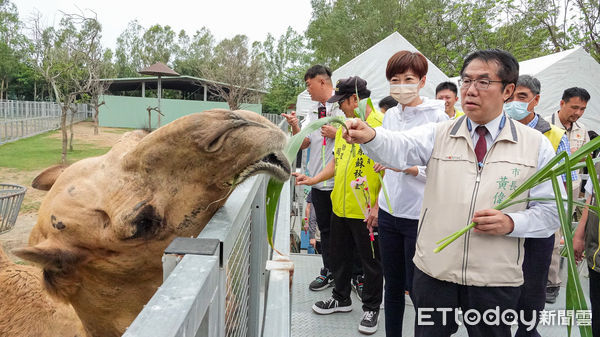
xmin=7 ymin=109 xmax=290 ymax=337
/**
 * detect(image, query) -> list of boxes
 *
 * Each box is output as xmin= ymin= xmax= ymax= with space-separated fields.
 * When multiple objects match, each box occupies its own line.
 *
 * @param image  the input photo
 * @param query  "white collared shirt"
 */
xmin=377 ymin=97 xmax=447 ymax=219
xmin=362 ymin=112 xmax=561 ymax=238
xmin=301 ymin=91 xmax=344 ymax=191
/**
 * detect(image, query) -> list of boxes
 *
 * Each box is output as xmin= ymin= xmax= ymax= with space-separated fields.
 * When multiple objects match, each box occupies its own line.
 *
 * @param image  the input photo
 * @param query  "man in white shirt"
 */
xmin=544 ymin=87 xmax=591 ymax=304
xmin=282 ymin=65 xmax=345 ymax=291
xmin=341 ymin=49 xmax=561 ymax=337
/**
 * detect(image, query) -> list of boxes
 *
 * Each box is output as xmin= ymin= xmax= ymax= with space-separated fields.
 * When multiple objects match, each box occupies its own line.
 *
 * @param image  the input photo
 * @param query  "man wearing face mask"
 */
xmin=375 ymin=50 xmax=447 ymax=337
xmin=504 ymin=75 xmax=570 ymax=337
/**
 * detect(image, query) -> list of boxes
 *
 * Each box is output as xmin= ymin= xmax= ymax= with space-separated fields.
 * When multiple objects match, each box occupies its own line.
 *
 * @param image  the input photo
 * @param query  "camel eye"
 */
xmin=127 ymin=205 xmax=163 ymax=240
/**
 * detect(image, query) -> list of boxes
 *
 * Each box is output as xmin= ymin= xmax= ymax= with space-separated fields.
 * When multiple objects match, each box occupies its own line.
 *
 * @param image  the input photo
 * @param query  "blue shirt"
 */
xmin=527 ymin=114 xmax=576 ymax=182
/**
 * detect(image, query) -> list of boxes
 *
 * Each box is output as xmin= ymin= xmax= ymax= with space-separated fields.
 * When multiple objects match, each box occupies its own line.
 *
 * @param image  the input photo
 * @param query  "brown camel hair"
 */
xmin=10 ymin=109 xmax=290 ymax=337
xmin=0 ymin=246 xmax=87 ymax=337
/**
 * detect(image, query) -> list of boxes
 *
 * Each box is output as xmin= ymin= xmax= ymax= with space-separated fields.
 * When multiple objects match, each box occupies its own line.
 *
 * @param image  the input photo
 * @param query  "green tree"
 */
xmin=28 ymin=12 xmax=103 ymax=163
xmin=306 ymin=0 xmax=404 ymax=70
xmin=114 ymin=20 xmax=144 ymax=77
xmin=0 ymin=0 xmax=27 ymax=99
xmin=199 ymin=34 xmax=265 ymax=110
xmin=260 ymin=27 xmax=310 ymax=113
xmin=173 ymin=27 xmax=215 ymax=77
xmin=140 ymin=24 xmax=176 ymax=66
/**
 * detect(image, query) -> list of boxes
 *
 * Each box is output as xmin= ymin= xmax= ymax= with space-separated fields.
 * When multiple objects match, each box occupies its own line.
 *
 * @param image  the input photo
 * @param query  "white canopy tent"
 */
xmin=295 ymin=32 xmax=450 ymax=117
xmin=520 ymin=47 xmax=600 ymax=133
xmin=450 ymin=47 xmax=600 ymax=132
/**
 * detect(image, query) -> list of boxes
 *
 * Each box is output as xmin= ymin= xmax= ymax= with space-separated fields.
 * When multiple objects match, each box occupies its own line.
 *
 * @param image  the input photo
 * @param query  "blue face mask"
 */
xmin=504 ymin=100 xmax=532 ymax=121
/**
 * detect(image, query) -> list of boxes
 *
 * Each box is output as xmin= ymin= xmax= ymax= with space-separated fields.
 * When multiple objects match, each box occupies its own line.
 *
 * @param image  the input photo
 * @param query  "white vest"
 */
xmin=414 ymin=116 xmax=542 ymax=286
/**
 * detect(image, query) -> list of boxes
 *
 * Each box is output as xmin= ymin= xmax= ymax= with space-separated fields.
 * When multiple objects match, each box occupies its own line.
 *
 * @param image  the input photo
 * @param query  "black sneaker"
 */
xmin=546 ymin=286 xmax=560 ymax=304
xmin=309 ymin=268 xmax=333 ymax=291
xmin=312 ymin=296 xmax=352 ymax=315
xmin=351 ymin=275 xmax=364 ymax=302
xmin=358 ymin=310 xmax=379 ymax=335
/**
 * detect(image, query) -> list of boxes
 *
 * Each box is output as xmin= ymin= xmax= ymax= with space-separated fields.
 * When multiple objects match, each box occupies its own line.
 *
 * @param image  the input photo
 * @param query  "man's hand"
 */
xmin=342 ymin=118 xmax=375 ymax=144
xmin=321 ymin=124 xmax=338 ymax=139
xmin=310 ymin=238 xmax=316 ymax=248
xmin=281 ymin=111 xmax=298 ymax=127
xmin=366 ymin=202 xmax=379 ymax=229
xmin=471 ymin=209 xmax=514 ymax=235
xmin=281 ymin=111 xmax=300 ymax=135
xmin=373 ymin=163 xmax=386 ymax=173
xmin=292 ymin=172 xmax=314 ymax=186
xmin=402 ymin=166 xmax=419 ymax=176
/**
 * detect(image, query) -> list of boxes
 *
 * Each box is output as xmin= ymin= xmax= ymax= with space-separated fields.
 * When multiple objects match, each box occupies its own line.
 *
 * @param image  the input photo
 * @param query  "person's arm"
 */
xmin=293 ymin=158 xmax=335 ymax=186
xmin=475 ymin=136 xmax=561 ymax=238
xmin=574 ymin=193 xmax=591 ymax=262
xmin=366 ymin=198 xmax=379 ymax=230
xmin=343 ymin=118 xmax=437 ymax=170
xmin=402 ymin=166 xmax=427 ymax=182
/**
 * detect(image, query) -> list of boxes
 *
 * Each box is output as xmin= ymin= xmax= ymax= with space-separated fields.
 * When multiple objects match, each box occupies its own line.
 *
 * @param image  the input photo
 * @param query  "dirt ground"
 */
xmin=0 ymin=122 xmax=128 ymax=261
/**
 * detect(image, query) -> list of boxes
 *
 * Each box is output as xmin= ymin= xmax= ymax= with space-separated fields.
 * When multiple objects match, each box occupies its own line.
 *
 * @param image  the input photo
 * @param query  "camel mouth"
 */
xmin=236 ymin=151 xmax=291 ymax=184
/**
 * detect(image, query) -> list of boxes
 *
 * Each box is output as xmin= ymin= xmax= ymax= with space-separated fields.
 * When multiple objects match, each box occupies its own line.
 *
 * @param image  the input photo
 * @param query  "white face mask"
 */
xmin=390 ymin=81 xmax=420 ymax=105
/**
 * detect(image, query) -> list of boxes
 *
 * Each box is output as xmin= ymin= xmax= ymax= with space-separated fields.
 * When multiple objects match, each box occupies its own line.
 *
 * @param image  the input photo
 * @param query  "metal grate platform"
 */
xmin=291 ymin=253 xmax=589 ymax=337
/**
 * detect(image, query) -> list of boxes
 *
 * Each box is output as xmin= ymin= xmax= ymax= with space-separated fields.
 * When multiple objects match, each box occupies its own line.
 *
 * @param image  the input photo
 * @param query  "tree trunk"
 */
xmin=69 ymin=106 xmax=75 ymax=151
xmin=34 ymin=81 xmax=37 ymax=101
xmin=93 ymin=105 xmax=99 ymax=135
xmin=61 ymin=105 xmax=68 ymax=164
xmin=50 ymin=81 xmax=68 ymax=164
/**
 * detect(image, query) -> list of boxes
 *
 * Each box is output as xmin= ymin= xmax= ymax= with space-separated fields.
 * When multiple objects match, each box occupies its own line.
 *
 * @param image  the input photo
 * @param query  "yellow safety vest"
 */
xmin=331 ymin=110 xmax=384 ymax=219
xmin=544 ymin=125 xmax=565 ymax=152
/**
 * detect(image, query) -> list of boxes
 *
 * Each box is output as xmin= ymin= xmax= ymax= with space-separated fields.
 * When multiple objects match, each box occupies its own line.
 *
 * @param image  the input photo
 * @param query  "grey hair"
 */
xmin=516 ymin=75 xmax=541 ymax=95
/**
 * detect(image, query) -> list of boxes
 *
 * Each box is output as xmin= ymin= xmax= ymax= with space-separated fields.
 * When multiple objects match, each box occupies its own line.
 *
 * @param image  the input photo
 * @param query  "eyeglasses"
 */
xmin=458 ymin=78 xmax=504 ymax=90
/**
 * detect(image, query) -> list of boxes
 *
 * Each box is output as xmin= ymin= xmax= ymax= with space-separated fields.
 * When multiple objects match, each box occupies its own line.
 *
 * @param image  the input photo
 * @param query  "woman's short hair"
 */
xmin=386 ymin=51 xmax=428 ymax=80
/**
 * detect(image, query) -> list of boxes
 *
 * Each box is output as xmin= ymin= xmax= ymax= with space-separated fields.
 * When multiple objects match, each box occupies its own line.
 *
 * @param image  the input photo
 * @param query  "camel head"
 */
xmin=13 ymin=109 xmax=290 ymax=337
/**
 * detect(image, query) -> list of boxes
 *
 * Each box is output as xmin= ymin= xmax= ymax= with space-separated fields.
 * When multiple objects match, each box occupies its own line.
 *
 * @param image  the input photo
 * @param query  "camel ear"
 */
xmin=12 ymin=240 xmax=83 ymax=298
xmin=12 ymin=240 xmax=82 ymax=272
xmin=32 ymin=165 xmax=68 ymax=191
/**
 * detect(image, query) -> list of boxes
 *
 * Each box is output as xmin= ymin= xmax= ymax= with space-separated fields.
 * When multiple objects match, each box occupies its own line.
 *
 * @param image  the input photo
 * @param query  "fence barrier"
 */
xmin=0 ymin=100 xmax=92 ymax=145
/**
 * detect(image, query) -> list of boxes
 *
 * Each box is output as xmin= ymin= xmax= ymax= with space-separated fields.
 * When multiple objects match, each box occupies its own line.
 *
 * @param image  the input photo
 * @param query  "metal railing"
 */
xmin=123 ymin=175 xmax=293 ymax=337
xmin=262 ymin=113 xmax=285 ymax=126
xmin=0 ymin=100 xmax=92 ymax=145
xmin=0 ymin=184 xmax=27 ymax=234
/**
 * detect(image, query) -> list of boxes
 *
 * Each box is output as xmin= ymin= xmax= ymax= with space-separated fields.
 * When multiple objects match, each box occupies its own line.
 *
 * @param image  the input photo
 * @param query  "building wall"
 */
xmin=98 ymin=95 xmax=262 ymax=128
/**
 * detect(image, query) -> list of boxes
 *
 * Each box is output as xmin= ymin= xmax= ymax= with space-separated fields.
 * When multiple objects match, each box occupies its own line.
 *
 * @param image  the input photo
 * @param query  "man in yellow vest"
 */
xmin=504 ymin=74 xmax=570 ymax=337
xmin=294 ymin=76 xmax=384 ymax=335
xmin=545 ymin=87 xmax=591 ymax=304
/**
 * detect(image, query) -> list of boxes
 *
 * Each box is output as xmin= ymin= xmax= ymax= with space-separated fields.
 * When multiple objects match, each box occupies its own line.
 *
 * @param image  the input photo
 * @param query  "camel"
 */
xmin=0 ymin=246 xmax=86 ymax=337
xmin=7 ymin=109 xmax=290 ymax=337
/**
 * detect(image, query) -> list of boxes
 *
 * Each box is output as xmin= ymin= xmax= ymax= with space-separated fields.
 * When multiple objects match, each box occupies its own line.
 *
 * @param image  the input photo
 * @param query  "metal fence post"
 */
xmin=248 ymin=180 xmax=267 ymax=337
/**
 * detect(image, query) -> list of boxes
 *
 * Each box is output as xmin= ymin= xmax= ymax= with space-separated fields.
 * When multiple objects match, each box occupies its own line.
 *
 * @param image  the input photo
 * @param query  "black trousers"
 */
xmin=310 ymin=188 xmax=333 ymax=272
xmin=515 ymin=235 xmax=555 ymax=337
xmin=330 ymin=213 xmax=383 ymax=311
xmin=590 ymin=267 xmax=600 ymax=337
xmin=413 ymin=268 xmax=520 ymax=337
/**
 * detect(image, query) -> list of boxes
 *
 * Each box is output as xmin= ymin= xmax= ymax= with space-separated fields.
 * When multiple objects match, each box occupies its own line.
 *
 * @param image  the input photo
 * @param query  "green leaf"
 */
xmin=266 ymin=178 xmax=284 ymax=250
xmin=283 ymin=115 xmax=346 ymax=163
xmin=265 ymin=115 xmax=346 ymax=250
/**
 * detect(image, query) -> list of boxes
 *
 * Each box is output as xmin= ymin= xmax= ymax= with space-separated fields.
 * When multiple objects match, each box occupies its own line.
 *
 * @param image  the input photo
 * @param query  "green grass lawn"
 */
xmin=0 ymin=131 xmax=111 ymax=170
